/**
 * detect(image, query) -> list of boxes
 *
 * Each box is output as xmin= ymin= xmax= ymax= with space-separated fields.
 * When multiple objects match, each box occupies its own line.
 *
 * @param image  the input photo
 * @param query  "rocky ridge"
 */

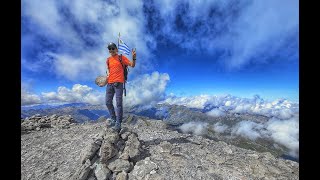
xmin=21 ymin=115 xmax=299 ymax=180
xmin=21 ymin=114 xmax=76 ymax=133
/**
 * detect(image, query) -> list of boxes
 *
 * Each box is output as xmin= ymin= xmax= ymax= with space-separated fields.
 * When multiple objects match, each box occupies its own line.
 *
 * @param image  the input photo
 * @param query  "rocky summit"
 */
xmin=21 ymin=114 xmax=299 ymax=180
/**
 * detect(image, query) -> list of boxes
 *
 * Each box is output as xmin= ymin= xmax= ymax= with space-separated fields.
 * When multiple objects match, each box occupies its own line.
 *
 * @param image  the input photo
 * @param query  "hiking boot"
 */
xmin=113 ymin=121 xmax=121 ymax=132
xmin=107 ymin=118 xmax=116 ymax=127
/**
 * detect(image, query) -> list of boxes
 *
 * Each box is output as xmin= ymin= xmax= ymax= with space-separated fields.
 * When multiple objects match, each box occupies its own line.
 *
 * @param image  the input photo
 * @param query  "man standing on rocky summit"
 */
xmin=105 ymin=42 xmax=136 ymax=132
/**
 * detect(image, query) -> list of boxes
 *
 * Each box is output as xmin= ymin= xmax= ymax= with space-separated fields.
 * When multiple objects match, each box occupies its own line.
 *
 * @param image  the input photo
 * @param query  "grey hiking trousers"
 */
xmin=105 ymin=82 xmax=124 ymax=124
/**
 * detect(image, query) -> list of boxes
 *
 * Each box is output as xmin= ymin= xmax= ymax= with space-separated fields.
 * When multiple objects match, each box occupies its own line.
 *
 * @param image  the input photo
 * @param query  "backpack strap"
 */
xmin=118 ymin=54 xmax=127 ymax=97
xmin=106 ymin=58 xmax=110 ymax=74
xmin=119 ymin=54 xmax=123 ymax=66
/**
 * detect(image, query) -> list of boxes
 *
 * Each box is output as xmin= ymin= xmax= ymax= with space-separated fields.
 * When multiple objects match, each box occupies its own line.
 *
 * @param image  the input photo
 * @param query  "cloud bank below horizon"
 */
xmin=178 ymin=114 xmax=299 ymax=159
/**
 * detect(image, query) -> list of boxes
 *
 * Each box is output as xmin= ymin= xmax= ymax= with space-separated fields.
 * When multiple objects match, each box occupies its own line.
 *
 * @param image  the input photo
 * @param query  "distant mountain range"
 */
xmin=21 ymin=102 xmax=88 ymax=111
xmin=21 ymin=103 xmax=107 ymax=122
xmin=21 ymin=103 xmax=171 ymax=122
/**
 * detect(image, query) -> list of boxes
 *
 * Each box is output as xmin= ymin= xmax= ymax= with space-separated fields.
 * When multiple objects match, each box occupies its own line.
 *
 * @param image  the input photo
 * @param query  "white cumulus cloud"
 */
xmin=41 ymin=84 xmax=104 ymax=105
xmin=160 ymin=94 xmax=212 ymax=109
xmin=266 ymin=115 xmax=299 ymax=158
xmin=124 ymin=72 xmax=170 ymax=107
xmin=24 ymin=72 xmax=170 ymax=107
xmin=206 ymin=108 xmax=226 ymax=117
xmin=179 ymin=121 xmax=208 ymax=136
xmin=21 ymin=89 xmax=42 ymax=106
xmin=231 ymin=121 xmax=264 ymax=140
xmin=213 ymin=122 xmax=228 ymax=134
xmin=21 ymin=83 xmax=42 ymax=105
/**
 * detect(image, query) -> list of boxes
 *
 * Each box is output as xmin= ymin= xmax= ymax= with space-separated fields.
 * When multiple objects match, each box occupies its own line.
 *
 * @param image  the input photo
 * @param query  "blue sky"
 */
xmin=21 ymin=0 xmax=299 ymax=106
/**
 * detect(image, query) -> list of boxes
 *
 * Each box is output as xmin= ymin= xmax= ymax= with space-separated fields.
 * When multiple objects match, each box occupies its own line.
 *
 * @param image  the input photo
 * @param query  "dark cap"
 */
xmin=107 ymin=42 xmax=117 ymax=49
